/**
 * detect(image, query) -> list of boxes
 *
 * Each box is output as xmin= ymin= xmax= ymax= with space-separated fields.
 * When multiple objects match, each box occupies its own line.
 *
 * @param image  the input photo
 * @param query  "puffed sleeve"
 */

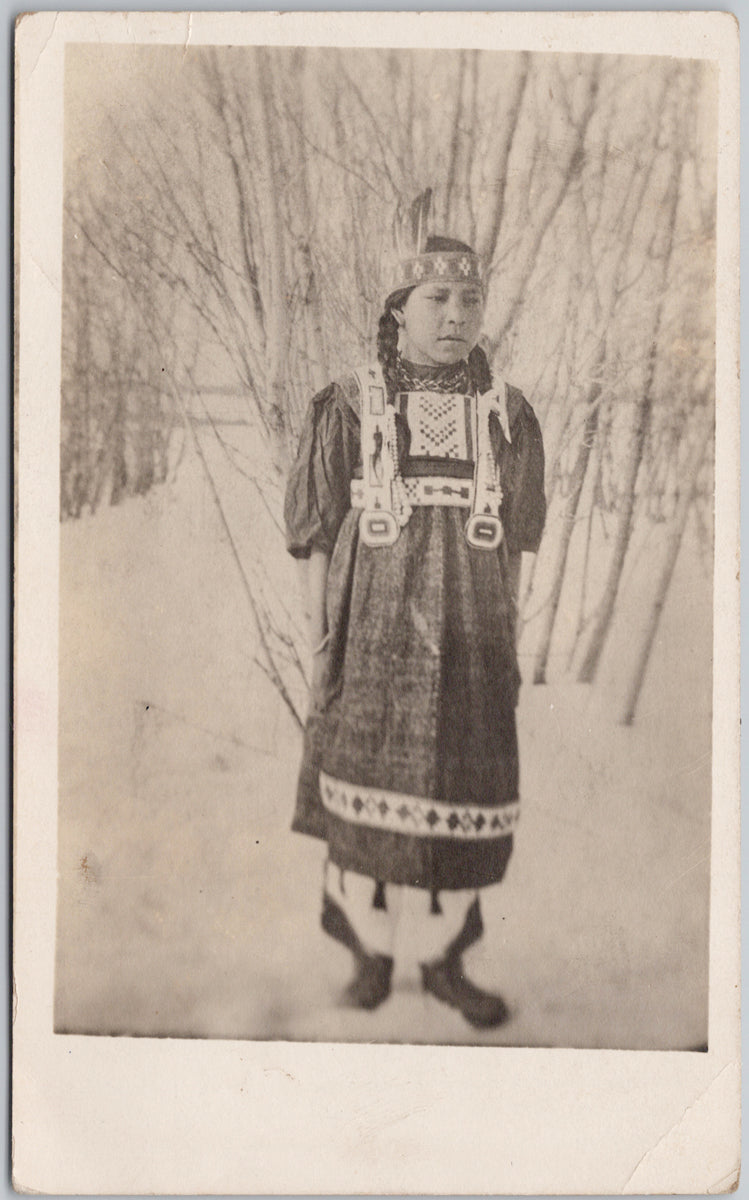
xmin=284 ymin=380 xmax=361 ymax=559
xmin=496 ymin=387 xmax=546 ymax=553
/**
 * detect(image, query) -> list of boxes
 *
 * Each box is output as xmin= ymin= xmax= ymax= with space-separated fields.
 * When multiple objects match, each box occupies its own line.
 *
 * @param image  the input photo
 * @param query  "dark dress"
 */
xmin=284 ymin=359 xmax=546 ymax=894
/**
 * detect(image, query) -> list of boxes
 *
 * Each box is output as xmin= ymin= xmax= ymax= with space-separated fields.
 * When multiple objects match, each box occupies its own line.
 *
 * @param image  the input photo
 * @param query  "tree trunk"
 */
xmin=485 ymin=62 xmax=599 ymax=357
xmin=109 ymin=392 xmax=128 ymax=507
xmin=566 ymin=454 xmax=598 ymax=669
xmin=443 ymin=51 xmax=467 ymax=227
xmin=479 ymin=52 xmax=529 ymax=265
xmin=577 ymin=147 xmax=683 ymax=684
xmin=532 ymin=386 xmax=600 ymax=683
xmin=296 ymin=51 xmax=329 ymax=396
xmin=527 ymin=87 xmax=669 ymax=664
xmin=249 ymin=47 xmax=289 ymax=461
xmin=620 ymin=427 xmax=708 ymax=725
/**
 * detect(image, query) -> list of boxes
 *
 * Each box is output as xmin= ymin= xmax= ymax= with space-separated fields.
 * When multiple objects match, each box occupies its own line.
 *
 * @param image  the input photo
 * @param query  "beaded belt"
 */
xmin=351 ymin=476 xmax=472 ymax=509
xmin=351 ymin=476 xmax=502 ymax=549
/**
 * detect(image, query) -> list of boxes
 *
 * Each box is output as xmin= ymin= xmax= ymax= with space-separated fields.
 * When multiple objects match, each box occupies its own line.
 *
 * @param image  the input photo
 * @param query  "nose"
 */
xmin=446 ymin=294 xmax=465 ymax=326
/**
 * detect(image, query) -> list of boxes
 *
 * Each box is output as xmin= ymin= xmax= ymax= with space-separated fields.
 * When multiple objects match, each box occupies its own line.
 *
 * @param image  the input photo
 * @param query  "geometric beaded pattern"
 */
xmin=351 ymin=476 xmax=473 ymax=509
xmin=401 ymin=477 xmax=472 ymax=506
xmin=320 ymin=771 xmax=519 ymax=841
xmin=404 ymin=392 xmax=471 ymax=459
xmin=397 ymin=251 xmax=483 ymax=289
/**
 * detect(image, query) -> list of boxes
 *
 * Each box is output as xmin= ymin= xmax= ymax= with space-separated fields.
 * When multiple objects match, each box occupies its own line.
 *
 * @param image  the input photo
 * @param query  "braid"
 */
xmin=468 ymin=343 xmax=494 ymax=395
xmin=377 ymin=287 xmax=411 ymax=404
xmin=376 ymin=310 xmax=400 ymax=403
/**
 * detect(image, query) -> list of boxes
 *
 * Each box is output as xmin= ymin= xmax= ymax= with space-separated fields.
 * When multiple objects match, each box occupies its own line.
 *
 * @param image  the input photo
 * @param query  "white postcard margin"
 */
xmin=12 ymin=11 xmax=740 ymax=1195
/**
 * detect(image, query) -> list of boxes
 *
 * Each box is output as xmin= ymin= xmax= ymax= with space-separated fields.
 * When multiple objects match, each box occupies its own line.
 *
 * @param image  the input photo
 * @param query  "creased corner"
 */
xmin=622 ymin=1061 xmax=740 ymax=1194
xmin=708 ymin=1161 xmax=740 ymax=1193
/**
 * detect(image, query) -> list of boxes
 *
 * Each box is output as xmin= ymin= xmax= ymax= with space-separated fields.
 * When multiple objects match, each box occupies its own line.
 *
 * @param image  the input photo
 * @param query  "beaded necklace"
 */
xmin=394 ymin=354 xmax=471 ymax=396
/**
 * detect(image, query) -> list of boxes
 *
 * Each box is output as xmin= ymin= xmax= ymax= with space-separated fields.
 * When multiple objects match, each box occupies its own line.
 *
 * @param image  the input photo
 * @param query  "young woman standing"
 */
xmin=285 ymin=209 xmax=546 ymax=1028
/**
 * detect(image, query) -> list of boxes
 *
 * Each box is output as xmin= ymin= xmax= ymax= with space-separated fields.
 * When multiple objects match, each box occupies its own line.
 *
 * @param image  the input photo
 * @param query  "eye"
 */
xmin=426 ymin=290 xmax=449 ymax=302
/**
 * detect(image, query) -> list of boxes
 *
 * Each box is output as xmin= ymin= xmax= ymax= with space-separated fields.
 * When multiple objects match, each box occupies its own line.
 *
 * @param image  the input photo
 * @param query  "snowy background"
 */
xmin=55 ymin=432 xmax=711 ymax=1049
xmin=55 ymin=44 xmax=714 ymax=1048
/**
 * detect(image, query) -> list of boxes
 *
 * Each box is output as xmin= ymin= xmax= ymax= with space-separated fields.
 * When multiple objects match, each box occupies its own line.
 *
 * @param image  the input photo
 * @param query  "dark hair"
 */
xmin=376 ymin=235 xmax=492 ymax=400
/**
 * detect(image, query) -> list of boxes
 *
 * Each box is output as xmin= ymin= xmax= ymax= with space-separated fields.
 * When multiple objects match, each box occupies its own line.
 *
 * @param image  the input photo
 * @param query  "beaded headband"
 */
xmin=394 ymin=251 xmax=483 ymax=291
xmin=387 ymin=189 xmax=484 ymax=298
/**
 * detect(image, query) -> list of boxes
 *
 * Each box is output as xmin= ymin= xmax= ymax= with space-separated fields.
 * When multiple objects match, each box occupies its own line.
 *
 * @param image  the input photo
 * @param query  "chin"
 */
xmin=431 ymin=344 xmax=466 ymax=364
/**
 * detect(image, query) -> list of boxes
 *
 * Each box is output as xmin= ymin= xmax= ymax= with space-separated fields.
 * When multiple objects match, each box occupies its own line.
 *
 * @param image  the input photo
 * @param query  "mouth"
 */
xmin=439 ymin=336 xmax=466 ymax=343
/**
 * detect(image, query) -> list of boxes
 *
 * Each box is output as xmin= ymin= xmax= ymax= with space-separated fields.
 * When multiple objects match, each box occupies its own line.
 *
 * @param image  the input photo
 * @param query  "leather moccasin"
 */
xmin=421 ymin=955 xmax=509 ymax=1029
xmin=321 ymin=892 xmax=393 ymax=1011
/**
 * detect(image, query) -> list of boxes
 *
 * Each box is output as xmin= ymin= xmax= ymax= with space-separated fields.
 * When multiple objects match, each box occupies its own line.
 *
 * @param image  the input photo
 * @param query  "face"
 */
xmin=395 ymin=280 xmax=484 ymax=366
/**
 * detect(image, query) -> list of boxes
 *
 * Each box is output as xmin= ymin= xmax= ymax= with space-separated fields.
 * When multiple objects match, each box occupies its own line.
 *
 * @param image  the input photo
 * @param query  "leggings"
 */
xmin=323 ymin=860 xmax=492 ymax=964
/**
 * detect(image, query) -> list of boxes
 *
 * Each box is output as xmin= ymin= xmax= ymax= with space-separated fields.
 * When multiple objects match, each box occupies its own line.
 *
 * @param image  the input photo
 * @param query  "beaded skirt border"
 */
xmin=320 ymin=772 xmax=520 ymax=840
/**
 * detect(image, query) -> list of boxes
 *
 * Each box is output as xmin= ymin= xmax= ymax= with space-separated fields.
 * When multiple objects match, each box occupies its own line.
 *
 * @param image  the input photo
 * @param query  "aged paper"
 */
xmin=13 ymin=11 xmax=739 ymax=1194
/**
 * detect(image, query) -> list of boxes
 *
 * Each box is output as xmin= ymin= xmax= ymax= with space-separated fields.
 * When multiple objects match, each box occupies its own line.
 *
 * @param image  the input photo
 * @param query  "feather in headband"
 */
xmin=387 ymin=188 xmax=483 ymax=295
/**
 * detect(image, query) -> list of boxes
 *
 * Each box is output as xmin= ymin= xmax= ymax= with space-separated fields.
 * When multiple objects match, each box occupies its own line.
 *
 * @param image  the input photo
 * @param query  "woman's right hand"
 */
xmin=305 ymin=548 xmax=332 ymax=704
xmin=311 ymin=642 xmax=329 ymax=699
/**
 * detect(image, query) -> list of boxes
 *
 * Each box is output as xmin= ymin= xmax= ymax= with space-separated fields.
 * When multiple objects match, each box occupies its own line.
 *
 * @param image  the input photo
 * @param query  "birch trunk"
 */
xmin=444 ymin=52 xmax=467 ymax=227
xmin=485 ymin=63 xmax=599 ymax=357
xmin=577 ymin=147 xmax=683 ymax=684
xmin=532 ymin=384 xmax=601 ymax=683
xmin=620 ymin=426 xmax=708 ymax=725
xmin=249 ymin=47 xmax=289 ymax=463
xmin=478 ymin=52 xmax=529 ymax=265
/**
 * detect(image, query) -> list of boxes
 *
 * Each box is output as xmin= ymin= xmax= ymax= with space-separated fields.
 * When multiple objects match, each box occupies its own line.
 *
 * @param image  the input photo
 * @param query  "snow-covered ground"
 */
xmin=55 ymin=439 xmax=711 ymax=1048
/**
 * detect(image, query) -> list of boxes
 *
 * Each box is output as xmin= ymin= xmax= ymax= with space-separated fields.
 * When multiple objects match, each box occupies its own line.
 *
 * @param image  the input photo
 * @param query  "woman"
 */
xmin=284 ymin=214 xmax=546 ymax=1028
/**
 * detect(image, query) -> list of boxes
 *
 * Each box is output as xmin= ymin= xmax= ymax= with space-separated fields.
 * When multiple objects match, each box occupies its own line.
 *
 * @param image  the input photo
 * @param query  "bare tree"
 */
xmin=577 ymin=89 xmax=686 ymax=683
xmin=530 ymin=65 xmax=670 ymax=682
xmin=619 ymin=405 xmax=712 ymax=725
xmin=61 ymin=47 xmax=716 ymax=722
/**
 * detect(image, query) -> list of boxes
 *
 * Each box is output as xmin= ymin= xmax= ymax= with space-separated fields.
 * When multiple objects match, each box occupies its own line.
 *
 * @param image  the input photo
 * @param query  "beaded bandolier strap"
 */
xmin=352 ymin=362 xmax=511 ymax=550
xmin=467 ymin=390 xmax=512 ymax=550
xmin=352 ymin=365 xmax=412 ymax=546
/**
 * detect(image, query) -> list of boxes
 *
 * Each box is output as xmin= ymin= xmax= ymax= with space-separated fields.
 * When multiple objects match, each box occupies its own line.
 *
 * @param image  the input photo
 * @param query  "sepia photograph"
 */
xmin=13 ymin=11 xmax=739 ymax=1195
xmin=55 ymin=38 xmax=715 ymax=1050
